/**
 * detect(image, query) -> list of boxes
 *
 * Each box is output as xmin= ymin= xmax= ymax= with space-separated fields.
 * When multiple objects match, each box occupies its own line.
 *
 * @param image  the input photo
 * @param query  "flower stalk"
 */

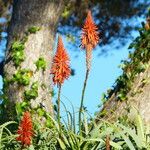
xmin=57 ymin=84 xmax=62 ymax=134
xmin=51 ymin=36 xmax=71 ymax=135
xmin=79 ymin=68 xmax=90 ymax=134
xmin=79 ymin=10 xmax=99 ymax=134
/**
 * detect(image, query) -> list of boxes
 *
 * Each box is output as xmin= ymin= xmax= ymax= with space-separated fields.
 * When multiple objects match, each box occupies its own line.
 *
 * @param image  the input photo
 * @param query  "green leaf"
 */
xmin=16 ymin=102 xmax=28 ymax=116
xmin=101 ymin=92 xmax=107 ymax=103
xmin=28 ymin=26 xmax=40 ymax=33
xmin=13 ymin=69 xmax=31 ymax=86
xmin=24 ymin=82 xmax=38 ymax=100
xmin=35 ymin=57 xmax=47 ymax=71
xmin=11 ymin=41 xmax=25 ymax=66
xmin=0 ymin=121 xmax=16 ymax=148
xmin=110 ymin=141 xmax=123 ymax=149
xmin=12 ymin=41 xmax=25 ymax=51
xmin=128 ymin=42 xmax=136 ymax=49
xmin=57 ymin=138 xmax=66 ymax=150
xmin=135 ymin=115 xmax=146 ymax=147
xmin=119 ymin=131 xmax=136 ymax=150
xmin=37 ymin=108 xmax=45 ymax=116
xmin=117 ymin=123 xmax=142 ymax=148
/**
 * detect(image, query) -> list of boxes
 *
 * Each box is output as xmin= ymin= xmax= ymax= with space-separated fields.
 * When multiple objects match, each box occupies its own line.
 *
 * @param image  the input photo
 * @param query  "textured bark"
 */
xmin=96 ymin=61 xmax=150 ymax=125
xmin=4 ymin=0 xmax=64 ymax=119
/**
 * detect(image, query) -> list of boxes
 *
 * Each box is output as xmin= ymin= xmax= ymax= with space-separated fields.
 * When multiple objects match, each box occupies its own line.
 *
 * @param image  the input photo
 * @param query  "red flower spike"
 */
xmin=81 ymin=10 xmax=99 ymax=70
xmin=81 ymin=10 xmax=99 ymax=50
xmin=16 ymin=111 xmax=33 ymax=146
xmin=51 ymin=36 xmax=71 ymax=86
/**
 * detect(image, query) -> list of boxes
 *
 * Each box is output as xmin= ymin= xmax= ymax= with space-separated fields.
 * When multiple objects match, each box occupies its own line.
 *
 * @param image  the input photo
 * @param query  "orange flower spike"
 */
xmin=81 ymin=10 xmax=99 ymax=70
xmin=81 ymin=10 xmax=99 ymax=50
xmin=51 ymin=36 xmax=71 ymax=86
xmin=16 ymin=111 xmax=33 ymax=147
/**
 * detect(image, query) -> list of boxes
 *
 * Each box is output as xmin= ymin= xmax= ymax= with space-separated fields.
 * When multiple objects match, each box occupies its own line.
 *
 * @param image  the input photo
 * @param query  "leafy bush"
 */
xmin=1 ymin=110 xmax=149 ymax=149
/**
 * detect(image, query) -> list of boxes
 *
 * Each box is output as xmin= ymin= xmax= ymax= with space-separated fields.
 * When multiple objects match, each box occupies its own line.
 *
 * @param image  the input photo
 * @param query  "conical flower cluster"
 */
xmin=81 ymin=10 xmax=99 ymax=70
xmin=51 ymin=36 xmax=71 ymax=86
xmin=16 ymin=111 xmax=33 ymax=146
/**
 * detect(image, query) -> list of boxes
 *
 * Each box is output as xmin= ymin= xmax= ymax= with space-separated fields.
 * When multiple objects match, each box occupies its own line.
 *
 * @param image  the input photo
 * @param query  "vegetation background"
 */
xmin=0 ymin=0 xmax=150 ymax=149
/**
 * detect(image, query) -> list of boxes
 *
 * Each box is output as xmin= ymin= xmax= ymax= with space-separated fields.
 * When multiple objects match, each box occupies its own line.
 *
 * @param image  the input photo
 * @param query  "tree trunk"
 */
xmin=96 ymin=28 xmax=150 ymax=125
xmin=96 ymin=60 xmax=150 ymax=125
xmin=3 ymin=0 xmax=64 ymax=120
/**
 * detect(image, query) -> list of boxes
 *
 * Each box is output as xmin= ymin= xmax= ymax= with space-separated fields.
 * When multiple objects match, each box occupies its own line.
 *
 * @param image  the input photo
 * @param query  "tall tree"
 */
xmin=3 ymin=0 xmax=64 ymax=120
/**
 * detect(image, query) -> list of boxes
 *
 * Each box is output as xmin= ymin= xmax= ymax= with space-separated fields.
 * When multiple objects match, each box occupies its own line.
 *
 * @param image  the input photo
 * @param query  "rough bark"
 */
xmin=4 ymin=0 xmax=64 ymax=120
xmin=96 ymin=61 xmax=150 ymax=125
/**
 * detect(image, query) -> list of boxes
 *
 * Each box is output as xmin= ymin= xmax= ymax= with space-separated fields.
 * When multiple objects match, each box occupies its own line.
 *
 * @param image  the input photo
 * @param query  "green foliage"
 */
xmin=31 ymin=121 xmax=57 ymax=150
xmin=32 ymin=129 xmax=57 ymax=149
xmin=24 ymin=82 xmax=38 ymax=100
xmin=115 ymin=115 xmax=150 ymax=149
xmin=0 ymin=120 xmax=58 ymax=150
xmin=13 ymin=69 xmax=32 ymax=86
xmin=15 ymin=101 xmax=29 ymax=118
xmin=53 ymin=106 xmax=150 ymax=150
xmin=119 ymin=27 xmax=150 ymax=96
xmin=37 ymin=108 xmax=45 ymax=117
xmin=52 ymin=102 xmax=121 ymax=149
xmin=1 ymin=102 xmax=150 ymax=149
xmin=61 ymin=5 xmax=71 ymax=19
xmin=11 ymin=41 xmax=25 ymax=67
xmin=35 ymin=57 xmax=47 ymax=71
xmin=91 ymin=113 xmax=150 ymax=150
xmin=28 ymin=26 xmax=40 ymax=34
xmin=0 ymin=121 xmax=17 ymax=149
xmin=10 ymin=26 xmax=41 ymax=67
xmin=101 ymin=92 xmax=107 ymax=104
xmin=3 ymin=77 xmax=12 ymax=88
xmin=98 ymin=110 xmax=107 ymax=118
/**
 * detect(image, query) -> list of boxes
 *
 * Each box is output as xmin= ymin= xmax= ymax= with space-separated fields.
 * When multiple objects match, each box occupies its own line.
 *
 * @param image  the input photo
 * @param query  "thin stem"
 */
xmin=79 ymin=68 xmax=90 ymax=134
xmin=57 ymin=85 xmax=62 ymax=135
